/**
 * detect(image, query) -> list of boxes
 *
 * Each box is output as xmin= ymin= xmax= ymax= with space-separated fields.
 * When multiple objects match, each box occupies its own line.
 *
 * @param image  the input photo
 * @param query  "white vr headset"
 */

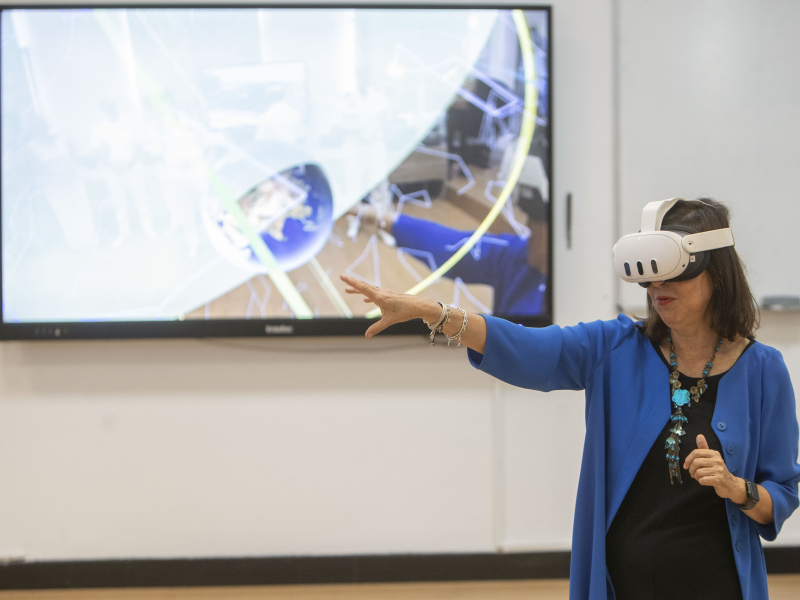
xmin=613 ymin=198 xmax=735 ymax=287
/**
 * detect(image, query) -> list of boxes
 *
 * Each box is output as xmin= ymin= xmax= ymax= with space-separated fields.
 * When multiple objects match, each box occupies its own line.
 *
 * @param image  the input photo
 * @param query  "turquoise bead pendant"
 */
xmin=671 ymin=389 xmax=691 ymax=406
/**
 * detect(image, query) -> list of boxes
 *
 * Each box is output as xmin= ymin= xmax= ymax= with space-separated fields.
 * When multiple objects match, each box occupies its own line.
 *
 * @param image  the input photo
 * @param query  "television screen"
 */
xmin=1 ymin=5 xmax=551 ymax=339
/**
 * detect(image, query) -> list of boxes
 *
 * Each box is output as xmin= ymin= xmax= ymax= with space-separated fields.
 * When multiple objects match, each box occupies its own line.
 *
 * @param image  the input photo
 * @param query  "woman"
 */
xmin=341 ymin=199 xmax=800 ymax=600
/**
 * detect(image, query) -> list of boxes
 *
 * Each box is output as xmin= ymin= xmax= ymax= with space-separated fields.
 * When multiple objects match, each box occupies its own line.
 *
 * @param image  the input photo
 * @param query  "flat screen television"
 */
xmin=0 ymin=4 xmax=552 ymax=340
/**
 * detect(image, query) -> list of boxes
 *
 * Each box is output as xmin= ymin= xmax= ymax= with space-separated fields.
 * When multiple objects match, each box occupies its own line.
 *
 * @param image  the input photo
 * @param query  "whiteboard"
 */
xmin=617 ymin=0 xmax=800 ymax=312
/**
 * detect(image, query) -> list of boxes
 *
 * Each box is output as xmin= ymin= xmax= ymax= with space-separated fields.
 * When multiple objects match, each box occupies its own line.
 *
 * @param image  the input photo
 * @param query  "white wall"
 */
xmin=617 ymin=0 xmax=800 ymax=310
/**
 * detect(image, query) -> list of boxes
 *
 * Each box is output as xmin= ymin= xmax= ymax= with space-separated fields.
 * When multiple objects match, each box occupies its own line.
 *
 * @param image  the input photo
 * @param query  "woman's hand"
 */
xmin=340 ymin=274 xmax=438 ymax=338
xmin=340 ymin=274 xmax=488 ymax=352
xmin=684 ymin=434 xmax=774 ymax=524
xmin=684 ymin=434 xmax=742 ymax=499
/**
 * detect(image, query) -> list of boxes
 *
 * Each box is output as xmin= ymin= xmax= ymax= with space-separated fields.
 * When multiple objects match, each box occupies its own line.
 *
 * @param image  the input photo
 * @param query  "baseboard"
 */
xmin=0 ymin=552 xmax=569 ymax=590
xmin=0 ymin=547 xmax=796 ymax=590
xmin=763 ymin=546 xmax=800 ymax=574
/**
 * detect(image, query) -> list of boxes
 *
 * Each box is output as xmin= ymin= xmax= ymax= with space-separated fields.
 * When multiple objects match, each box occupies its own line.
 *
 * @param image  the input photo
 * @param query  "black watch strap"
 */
xmin=733 ymin=479 xmax=760 ymax=510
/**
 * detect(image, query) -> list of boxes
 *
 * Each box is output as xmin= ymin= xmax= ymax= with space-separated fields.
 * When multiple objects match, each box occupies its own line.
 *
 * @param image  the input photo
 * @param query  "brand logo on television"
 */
xmin=265 ymin=324 xmax=293 ymax=335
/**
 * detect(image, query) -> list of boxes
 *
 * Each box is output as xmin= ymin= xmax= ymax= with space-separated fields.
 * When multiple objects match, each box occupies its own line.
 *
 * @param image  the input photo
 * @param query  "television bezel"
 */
xmin=0 ymin=2 xmax=553 ymax=340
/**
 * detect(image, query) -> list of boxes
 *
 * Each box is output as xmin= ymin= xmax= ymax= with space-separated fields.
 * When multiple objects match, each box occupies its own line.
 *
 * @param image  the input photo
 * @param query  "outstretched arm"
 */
xmin=340 ymin=274 xmax=487 ymax=354
xmin=343 ymin=274 xmax=643 ymax=393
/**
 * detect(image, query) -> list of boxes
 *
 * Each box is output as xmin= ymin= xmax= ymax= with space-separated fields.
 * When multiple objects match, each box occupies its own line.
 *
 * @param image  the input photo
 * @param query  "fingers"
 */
xmin=344 ymin=287 xmax=377 ymax=301
xmin=338 ymin=273 xmax=401 ymax=339
xmin=685 ymin=454 xmax=722 ymax=476
xmin=340 ymin=273 xmax=370 ymax=290
xmin=340 ymin=274 xmax=372 ymax=293
xmin=691 ymin=462 xmax=722 ymax=478
xmin=340 ymin=274 xmax=384 ymax=298
xmin=682 ymin=439 xmax=735 ymax=494
xmin=694 ymin=466 xmax=724 ymax=479
xmin=685 ymin=452 xmax=729 ymax=489
xmin=683 ymin=449 xmax=719 ymax=470
xmin=341 ymin=274 xmax=383 ymax=304
xmin=695 ymin=467 xmax=729 ymax=487
xmin=342 ymin=285 xmax=370 ymax=296
xmin=697 ymin=475 xmax=725 ymax=486
xmin=684 ymin=435 xmax=713 ymax=471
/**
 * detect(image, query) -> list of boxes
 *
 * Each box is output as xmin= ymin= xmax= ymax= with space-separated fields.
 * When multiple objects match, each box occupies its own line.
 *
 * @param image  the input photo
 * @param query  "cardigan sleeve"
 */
xmin=753 ymin=350 xmax=800 ymax=541
xmin=467 ymin=314 xmax=635 ymax=391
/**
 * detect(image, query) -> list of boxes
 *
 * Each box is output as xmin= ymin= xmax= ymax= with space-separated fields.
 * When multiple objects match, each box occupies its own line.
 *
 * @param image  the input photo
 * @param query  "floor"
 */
xmin=1 ymin=576 xmax=800 ymax=600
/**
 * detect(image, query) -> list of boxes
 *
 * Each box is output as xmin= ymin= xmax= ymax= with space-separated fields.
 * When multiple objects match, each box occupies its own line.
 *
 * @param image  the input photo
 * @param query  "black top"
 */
xmin=605 ymin=339 xmax=754 ymax=600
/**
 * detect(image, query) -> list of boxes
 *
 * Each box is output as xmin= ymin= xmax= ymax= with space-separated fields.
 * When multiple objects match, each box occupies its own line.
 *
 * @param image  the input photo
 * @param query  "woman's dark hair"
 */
xmin=641 ymin=198 xmax=759 ymax=343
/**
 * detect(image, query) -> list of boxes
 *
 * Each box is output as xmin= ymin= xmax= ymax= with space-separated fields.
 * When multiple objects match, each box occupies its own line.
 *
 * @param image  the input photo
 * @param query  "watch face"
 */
xmin=747 ymin=480 xmax=760 ymax=501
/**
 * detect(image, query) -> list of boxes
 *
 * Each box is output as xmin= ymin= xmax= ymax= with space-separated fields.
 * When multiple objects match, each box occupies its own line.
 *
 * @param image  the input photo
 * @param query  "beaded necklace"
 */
xmin=664 ymin=331 xmax=723 ymax=485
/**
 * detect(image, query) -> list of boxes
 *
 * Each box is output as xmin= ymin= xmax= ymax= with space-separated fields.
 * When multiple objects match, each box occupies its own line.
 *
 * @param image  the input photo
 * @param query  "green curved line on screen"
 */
xmin=366 ymin=9 xmax=538 ymax=318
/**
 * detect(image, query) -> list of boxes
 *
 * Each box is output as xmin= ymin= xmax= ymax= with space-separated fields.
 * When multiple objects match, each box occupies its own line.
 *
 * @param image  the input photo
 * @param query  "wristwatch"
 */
xmin=733 ymin=479 xmax=760 ymax=510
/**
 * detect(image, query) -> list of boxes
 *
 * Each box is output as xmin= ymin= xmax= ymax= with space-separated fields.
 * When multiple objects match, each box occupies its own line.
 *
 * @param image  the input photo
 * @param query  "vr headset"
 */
xmin=613 ymin=198 xmax=734 ymax=287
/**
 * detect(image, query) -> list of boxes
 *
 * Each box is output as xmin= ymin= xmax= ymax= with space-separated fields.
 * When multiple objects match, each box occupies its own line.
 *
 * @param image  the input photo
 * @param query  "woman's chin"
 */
xmin=654 ymin=305 xmax=677 ymax=327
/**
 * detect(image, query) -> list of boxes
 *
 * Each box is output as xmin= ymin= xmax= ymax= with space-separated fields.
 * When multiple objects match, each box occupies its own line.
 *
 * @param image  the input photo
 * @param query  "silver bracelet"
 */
xmin=445 ymin=306 xmax=468 ymax=348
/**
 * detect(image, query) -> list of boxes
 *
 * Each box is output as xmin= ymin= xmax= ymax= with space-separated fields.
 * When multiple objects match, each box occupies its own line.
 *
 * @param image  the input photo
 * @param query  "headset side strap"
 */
xmin=681 ymin=228 xmax=735 ymax=253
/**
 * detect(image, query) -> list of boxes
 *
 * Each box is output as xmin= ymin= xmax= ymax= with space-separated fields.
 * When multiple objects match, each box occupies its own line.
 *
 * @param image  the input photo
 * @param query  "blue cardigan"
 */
xmin=468 ymin=315 xmax=800 ymax=600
